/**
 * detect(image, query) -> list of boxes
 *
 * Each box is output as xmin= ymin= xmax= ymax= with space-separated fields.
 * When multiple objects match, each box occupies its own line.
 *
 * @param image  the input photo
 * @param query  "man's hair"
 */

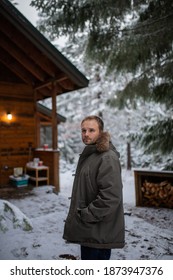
xmin=81 ymin=115 xmax=104 ymax=131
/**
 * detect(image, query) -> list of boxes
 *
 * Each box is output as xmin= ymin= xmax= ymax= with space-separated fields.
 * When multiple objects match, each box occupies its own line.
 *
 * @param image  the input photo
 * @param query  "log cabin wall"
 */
xmin=0 ymin=0 xmax=89 ymax=192
xmin=0 ymin=98 xmax=35 ymax=186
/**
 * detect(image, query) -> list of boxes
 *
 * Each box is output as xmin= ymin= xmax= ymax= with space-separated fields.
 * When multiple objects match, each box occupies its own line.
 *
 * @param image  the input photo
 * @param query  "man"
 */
xmin=63 ymin=115 xmax=125 ymax=260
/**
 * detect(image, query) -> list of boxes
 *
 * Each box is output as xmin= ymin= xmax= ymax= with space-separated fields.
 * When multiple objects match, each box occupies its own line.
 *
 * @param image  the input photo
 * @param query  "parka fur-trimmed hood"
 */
xmin=96 ymin=131 xmax=110 ymax=152
xmin=96 ymin=131 xmax=120 ymax=158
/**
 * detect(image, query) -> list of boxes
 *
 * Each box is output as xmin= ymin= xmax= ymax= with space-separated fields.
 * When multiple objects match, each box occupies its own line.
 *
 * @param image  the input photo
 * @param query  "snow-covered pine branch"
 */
xmin=0 ymin=200 xmax=33 ymax=233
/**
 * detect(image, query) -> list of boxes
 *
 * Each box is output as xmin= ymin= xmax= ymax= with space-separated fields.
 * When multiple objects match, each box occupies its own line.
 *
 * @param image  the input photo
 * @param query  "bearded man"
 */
xmin=63 ymin=115 xmax=125 ymax=260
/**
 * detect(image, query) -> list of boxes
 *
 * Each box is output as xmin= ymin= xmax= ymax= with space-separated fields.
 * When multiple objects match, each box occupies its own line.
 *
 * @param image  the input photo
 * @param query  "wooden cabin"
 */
xmin=0 ymin=0 xmax=89 ymax=192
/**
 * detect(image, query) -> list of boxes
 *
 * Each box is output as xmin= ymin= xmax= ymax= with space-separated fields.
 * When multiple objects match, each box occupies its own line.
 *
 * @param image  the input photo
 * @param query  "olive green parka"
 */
xmin=63 ymin=132 xmax=125 ymax=249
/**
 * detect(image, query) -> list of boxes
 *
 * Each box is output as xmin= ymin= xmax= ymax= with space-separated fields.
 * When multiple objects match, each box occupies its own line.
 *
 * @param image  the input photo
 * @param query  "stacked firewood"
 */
xmin=141 ymin=180 xmax=173 ymax=208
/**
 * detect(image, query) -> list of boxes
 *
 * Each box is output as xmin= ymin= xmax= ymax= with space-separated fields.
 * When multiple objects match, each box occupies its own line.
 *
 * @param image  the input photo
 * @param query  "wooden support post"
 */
xmin=51 ymin=83 xmax=59 ymax=193
xmin=52 ymin=83 xmax=58 ymax=150
xmin=34 ymin=89 xmax=40 ymax=147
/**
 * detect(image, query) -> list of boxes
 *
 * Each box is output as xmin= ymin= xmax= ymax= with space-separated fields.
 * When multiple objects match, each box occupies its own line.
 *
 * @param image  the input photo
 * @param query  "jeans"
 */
xmin=81 ymin=246 xmax=111 ymax=260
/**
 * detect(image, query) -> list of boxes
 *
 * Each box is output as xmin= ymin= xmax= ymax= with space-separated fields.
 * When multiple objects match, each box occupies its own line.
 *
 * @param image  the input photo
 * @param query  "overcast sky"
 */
xmin=16 ymin=0 xmax=66 ymax=47
xmin=17 ymin=0 xmax=38 ymax=25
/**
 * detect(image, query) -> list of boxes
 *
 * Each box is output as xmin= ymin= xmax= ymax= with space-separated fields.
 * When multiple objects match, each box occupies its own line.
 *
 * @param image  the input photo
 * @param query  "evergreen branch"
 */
xmin=140 ymin=119 xmax=173 ymax=154
xmin=121 ymin=12 xmax=173 ymax=34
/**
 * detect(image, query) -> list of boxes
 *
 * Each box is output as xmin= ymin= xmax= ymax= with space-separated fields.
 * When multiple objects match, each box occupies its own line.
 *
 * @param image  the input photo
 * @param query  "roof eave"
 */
xmin=0 ymin=0 xmax=89 ymax=89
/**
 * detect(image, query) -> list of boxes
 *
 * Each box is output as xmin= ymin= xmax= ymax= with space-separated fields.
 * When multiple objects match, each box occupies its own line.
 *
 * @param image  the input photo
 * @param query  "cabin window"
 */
xmin=40 ymin=126 xmax=52 ymax=148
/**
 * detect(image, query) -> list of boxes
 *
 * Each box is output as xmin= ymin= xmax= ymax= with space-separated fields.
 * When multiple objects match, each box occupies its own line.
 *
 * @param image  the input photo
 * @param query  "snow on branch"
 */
xmin=0 ymin=199 xmax=33 ymax=233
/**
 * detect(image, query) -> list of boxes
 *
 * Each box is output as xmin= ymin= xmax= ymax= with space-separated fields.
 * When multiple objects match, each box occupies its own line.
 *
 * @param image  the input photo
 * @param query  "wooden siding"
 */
xmin=0 ymin=0 xmax=88 ymax=193
xmin=0 ymin=99 xmax=35 ymax=186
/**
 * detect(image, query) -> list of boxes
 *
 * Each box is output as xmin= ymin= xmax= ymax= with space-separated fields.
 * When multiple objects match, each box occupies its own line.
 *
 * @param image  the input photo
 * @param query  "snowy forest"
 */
xmin=30 ymin=0 xmax=173 ymax=171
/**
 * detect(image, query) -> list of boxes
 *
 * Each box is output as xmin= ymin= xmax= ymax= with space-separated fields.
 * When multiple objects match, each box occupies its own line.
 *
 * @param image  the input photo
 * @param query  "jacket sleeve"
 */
xmin=80 ymin=154 xmax=123 ymax=223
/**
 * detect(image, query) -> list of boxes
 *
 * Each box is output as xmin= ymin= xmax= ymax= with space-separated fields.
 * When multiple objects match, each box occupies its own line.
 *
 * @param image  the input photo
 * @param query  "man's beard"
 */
xmin=83 ymin=137 xmax=95 ymax=145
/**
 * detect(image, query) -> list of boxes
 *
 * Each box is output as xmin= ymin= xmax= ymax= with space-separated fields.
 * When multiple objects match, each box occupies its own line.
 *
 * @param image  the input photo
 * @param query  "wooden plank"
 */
xmin=0 ymin=47 xmax=34 ymax=84
xmin=0 ymin=82 xmax=33 ymax=94
xmin=0 ymin=154 xmax=31 ymax=186
xmin=0 ymin=33 xmax=46 ymax=81
xmin=0 ymin=97 xmax=36 ymax=187
xmin=59 ymin=79 xmax=74 ymax=91
xmin=0 ymin=16 xmax=57 ymax=77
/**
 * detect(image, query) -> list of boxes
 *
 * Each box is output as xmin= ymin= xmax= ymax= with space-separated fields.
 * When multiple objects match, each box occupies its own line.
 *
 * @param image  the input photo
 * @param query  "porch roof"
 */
xmin=37 ymin=103 xmax=66 ymax=124
xmin=0 ymin=0 xmax=89 ymax=101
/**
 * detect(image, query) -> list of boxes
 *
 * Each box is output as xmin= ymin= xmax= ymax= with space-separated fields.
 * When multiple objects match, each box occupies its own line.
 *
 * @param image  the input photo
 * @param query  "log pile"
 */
xmin=141 ymin=180 xmax=173 ymax=209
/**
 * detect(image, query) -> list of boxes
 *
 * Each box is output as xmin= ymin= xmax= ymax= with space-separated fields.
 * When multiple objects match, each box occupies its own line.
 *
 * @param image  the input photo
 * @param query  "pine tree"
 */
xmin=31 ymin=0 xmax=173 ymax=168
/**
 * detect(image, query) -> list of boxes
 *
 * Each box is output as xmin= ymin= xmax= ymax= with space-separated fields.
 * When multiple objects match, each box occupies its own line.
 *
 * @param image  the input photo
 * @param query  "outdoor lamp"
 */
xmin=7 ymin=112 xmax=12 ymax=120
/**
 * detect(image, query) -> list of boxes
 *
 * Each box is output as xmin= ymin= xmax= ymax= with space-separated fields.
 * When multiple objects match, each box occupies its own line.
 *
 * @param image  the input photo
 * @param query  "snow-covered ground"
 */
xmin=1 ymin=0 xmax=171 ymax=262
xmin=0 ymin=165 xmax=172 ymax=260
